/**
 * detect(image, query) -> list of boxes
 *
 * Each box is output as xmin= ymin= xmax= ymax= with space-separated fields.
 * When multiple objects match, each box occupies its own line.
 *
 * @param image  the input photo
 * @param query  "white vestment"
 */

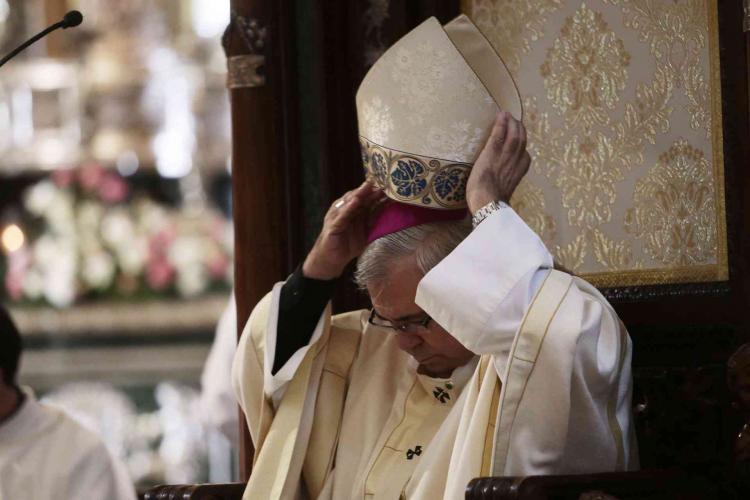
xmin=0 ymin=389 xmax=135 ymax=500
xmin=200 ymin=291 xmax=240 ymax=445
xmin=232 ymin=208 xmax=638 ymax=500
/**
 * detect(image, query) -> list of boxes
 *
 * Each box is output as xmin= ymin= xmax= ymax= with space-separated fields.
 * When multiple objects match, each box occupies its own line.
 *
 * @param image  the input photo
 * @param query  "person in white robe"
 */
xmin=0 ymin=307 xmax=136 ymax=500
xmin=200 ymin=291 xmax=240 ymax=445
xmin=232 ymin=15 xmax=638 ymax=500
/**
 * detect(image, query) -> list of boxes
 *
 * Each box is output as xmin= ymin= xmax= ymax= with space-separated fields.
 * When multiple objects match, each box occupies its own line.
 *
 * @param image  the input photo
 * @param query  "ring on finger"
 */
xmin=334 ymin=199 xmax=345 ymax=209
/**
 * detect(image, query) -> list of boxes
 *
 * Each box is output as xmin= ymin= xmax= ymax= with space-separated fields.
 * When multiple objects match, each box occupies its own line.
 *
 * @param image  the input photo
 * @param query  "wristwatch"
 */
xmin=471 ymin=200 xmax=507 ymax=228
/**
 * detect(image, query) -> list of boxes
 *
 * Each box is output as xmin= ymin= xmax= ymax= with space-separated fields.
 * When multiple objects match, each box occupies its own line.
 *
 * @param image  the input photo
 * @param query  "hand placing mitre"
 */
xmin=465 ymin=111 xmax=531 ymax=214
xmin=302 ymin=181 xmax=384 ymax=280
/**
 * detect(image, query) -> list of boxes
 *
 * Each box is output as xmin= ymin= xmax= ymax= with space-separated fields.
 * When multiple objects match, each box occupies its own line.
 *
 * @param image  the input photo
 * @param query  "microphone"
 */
xmin=0 ymin=10 xmax=84 ymax=69
xmin=61 ymin=10 xmax=84 ymax=29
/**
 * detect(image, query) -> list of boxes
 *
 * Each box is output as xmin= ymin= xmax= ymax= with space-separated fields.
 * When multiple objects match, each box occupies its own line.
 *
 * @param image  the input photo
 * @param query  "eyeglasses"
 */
xmin=368 ymin=309 xmax=432 ymax=333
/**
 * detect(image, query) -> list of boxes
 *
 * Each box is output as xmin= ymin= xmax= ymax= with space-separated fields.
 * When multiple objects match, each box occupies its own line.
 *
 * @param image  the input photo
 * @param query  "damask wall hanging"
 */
xmin=463 ymin=0 xmax=727 ymax=288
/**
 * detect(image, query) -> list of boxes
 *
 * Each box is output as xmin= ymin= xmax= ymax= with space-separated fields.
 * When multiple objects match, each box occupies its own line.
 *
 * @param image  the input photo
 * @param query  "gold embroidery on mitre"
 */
xmin=360 ymin=137 xmax=471 ymax=209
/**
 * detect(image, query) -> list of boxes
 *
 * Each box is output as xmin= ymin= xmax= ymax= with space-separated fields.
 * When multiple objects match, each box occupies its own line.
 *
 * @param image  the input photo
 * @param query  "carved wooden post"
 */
xmin=224 ymin=0 xmax=300 ymax=480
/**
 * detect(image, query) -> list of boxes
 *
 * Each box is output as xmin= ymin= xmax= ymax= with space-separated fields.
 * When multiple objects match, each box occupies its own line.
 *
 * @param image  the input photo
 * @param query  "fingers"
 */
xmin=519 ymin=150 xmax=531 ymax=176
xmin=495 ymin=115 xmax=519 ymax=167
xmin=489 ymin=111 xmax=509 ymax=153
xmin=515 ymin=122 xmax=527 ymax=161
xmin=487 ymin=111 xmax=528 ymax=166
xmin=327 ymin=181 xmax=382 ymax=231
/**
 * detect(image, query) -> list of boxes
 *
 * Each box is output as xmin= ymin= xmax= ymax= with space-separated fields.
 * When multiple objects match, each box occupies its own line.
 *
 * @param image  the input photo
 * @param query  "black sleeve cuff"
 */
xmin=273 ymin=264 xmax=337 ymax=375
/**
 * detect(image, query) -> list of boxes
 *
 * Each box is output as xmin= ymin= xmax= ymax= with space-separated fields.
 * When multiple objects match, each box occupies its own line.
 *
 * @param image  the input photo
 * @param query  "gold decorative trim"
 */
xmin=606 ymin=327 xmax=628 ymax=470
xmin=583 ymin=263 xmax=726 ymax=288
xmin=708 ymin=0 xmax=729 ymax=280
xmin=227 ymin=54 xmax=265 ymax=88
xmin=492 ymin=270 xmax=573 ymax=475
xmin=360 ymin=137 xmax=471 ymax=210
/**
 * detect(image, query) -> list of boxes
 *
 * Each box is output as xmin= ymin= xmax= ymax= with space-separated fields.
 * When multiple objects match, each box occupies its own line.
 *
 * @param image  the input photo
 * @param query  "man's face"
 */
xmin=367 ymin=256 xmax=475 ymax=378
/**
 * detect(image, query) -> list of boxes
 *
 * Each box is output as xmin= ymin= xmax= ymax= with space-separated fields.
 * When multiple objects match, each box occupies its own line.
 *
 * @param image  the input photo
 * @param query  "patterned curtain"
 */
xmin=463 ymin=0 xmax=727 ymax=287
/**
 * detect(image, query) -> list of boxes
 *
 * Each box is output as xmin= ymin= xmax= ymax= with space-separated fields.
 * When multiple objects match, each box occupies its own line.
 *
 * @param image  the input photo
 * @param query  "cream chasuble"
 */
xmin=232 ymin=208 xmax=637 ymax=500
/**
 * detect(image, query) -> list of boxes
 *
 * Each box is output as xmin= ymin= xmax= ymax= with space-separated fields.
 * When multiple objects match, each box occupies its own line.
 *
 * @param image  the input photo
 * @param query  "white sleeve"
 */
xmin=264 ymin=282 xmax=328 ymax=408
xmin=416 ymin=207 xmax=637 ymax=472
xmin=505 ymin=281 xmax=637 ymax=474
xmin=415 ymin=206 xmax=553 ymax=373
xmin=67 ymin=440 xmax=136 ymax=500
xmin=199 ymin=292 xmax=240 ymax=443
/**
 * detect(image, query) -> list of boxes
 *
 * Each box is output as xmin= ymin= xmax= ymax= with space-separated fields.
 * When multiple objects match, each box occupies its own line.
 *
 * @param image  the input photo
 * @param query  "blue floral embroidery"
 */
xmin=360 ymin=143 xmax=369 ymax=172
xmin=370 ymin=152 xmax=389 ymax=187
xmin=432 ymin=165 xmax=469 ymax=204
xmin=391 ymin=159 xmax=427 ymax=198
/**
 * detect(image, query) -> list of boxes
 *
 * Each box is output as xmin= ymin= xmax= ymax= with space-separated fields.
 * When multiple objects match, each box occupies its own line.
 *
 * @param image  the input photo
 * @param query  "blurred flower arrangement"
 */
xmin=3 ymin=164 xmax=233 ymax=308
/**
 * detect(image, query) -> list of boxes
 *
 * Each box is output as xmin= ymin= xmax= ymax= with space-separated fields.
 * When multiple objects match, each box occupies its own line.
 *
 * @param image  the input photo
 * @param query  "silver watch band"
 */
xmin=471 ymin=200 xmax=507 ymax=228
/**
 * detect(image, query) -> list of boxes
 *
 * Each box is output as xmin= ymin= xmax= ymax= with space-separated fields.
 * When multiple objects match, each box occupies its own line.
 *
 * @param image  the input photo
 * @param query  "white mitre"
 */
xmin=356 ymin=15 xmax=521 ymax=210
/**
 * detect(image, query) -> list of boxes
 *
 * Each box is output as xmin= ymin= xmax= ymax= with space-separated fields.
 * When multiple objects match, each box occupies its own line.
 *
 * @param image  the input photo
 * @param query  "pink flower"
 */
xmin=5 ymin=248 xmax=30 ymax=300
xmin=78 ymin=163 xmax=106 ymax=191
xmin=98 ymin=174 xmax=129 ymax=204
xmin=52 ymin=168 xmax=75 ymax=188
xmin=207 ymin=253 xmax=230 ymax=280
xmin=148 ymin=227 xmax=177 ymax=258
xmin=146 ymin=258 xmax=175 ymax=290
xmin=5 ymin=271 xmax=24 ymax=300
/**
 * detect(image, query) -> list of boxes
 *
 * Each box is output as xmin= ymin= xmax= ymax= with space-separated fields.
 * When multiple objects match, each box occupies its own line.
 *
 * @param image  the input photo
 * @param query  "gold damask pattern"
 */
xmin=602 ymin=0 xmax=711 ymax=136
xmin=470 ymin=0 xmax=563 ymax=73
xmin=626 ymin=139 xmax=716 ymax=266
xmin=541 ymin=3 xmax=631 ymax=129
xmin=510 ymin=179 xmax=556 ymax=245
xmin=465 ymin=0 xmax=727 ymax=286
xmin=554 ymin=233 xmax=587 ymax=273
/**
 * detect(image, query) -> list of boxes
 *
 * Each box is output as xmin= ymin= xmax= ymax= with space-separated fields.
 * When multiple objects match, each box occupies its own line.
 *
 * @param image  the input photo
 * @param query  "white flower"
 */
xmin=77 ymin=201 xmax=104 ymax=232
xmin=101 ymin=209 xmax=135 ymax=248
xmin=34 ymin=235 xmax=62 ymax=267
xmin=22 ymin=268 xmax=44 ymax=300
xmin=176 ymin=266 xmax=208 ymax=298
xmin=167 ymin=236 xmax=205 ymax=269
xmin=117 ymin=237 xmax=147 ymax=275
xmin=136 ymin=201 xmax=169 ymax=234
xmin=82 ymin=249 xmax=116 ymax=290
xmin=42 ymin=244 xmax=76 ymax=307
xmin=24 ymin=181 xmax=57 ymax=216
xmin=44 ymin=191 xmax=76 ymax=235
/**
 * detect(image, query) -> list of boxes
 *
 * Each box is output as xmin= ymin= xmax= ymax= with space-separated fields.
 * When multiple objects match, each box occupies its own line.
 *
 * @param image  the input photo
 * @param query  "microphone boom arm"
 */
xmin=0 ymin=23 xmax=63 ymax=68
xmin=0 ymin=11 xmax=83 ymax=69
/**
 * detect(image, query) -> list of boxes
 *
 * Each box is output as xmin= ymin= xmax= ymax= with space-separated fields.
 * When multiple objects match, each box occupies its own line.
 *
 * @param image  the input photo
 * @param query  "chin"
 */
xmin=418 ymin=359 xmax=453 ymax=378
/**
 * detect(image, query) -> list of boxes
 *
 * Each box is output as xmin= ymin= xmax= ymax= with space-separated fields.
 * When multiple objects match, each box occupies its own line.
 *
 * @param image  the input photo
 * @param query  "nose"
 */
xmin=395 ymin=330 xmax=422 ymax=352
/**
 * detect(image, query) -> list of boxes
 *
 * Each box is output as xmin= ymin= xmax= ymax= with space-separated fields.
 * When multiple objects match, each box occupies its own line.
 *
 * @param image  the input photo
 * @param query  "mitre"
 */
xmin=356 ymin=14 xmax=522 ymax=212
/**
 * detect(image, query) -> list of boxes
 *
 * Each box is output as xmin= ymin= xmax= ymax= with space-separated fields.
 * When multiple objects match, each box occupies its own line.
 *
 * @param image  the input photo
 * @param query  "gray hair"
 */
xmin=354 ymin=218 xmax=472 ymax=289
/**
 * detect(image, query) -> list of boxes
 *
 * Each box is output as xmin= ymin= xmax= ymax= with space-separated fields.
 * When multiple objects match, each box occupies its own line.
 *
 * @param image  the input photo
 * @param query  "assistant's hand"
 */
xmin=466 ymin=111 xmax=531 ymax=214
xmin=302 ymin=181 xmax=384 ymax=280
